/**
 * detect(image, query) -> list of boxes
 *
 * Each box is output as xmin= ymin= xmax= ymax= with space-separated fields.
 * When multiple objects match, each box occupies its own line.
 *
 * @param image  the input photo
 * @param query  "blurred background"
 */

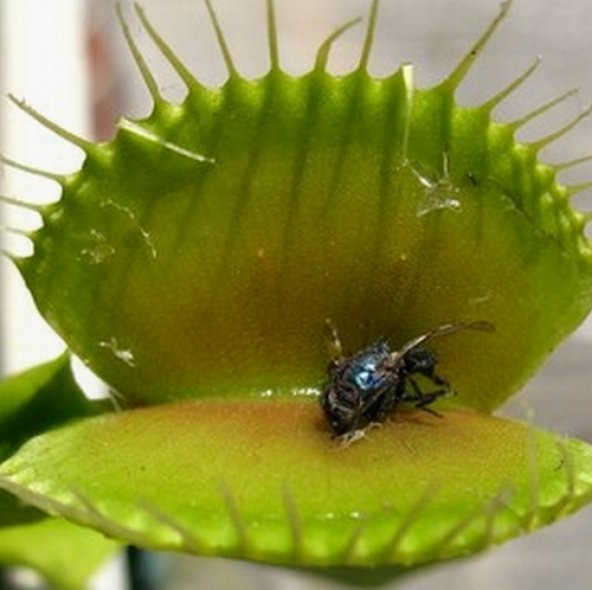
xmin=0 ymin=0 xmax=591 ymax=588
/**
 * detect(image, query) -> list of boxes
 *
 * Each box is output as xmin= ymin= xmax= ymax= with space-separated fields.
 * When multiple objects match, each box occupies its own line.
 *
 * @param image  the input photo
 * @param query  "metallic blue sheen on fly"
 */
xmin=350 ymin=343 xmax=390 ymax=391
xmin=320 ymin=321 xmax=494 ymax=440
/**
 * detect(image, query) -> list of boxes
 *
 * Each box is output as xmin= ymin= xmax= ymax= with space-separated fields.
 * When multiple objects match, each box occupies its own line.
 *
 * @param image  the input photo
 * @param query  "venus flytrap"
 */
xmin=0 ymin=0 xmax=591 ymax=586
xmin=0 ymin=357 xmax=119 ymax=589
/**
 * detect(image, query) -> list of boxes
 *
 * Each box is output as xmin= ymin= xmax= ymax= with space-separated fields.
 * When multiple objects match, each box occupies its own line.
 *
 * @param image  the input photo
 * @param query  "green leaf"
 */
xmin=0 ymin=401 xmax=590 ymax=567
xmin=0 ymin=354 xmax=98 ymax=461
xmin=6 ymin=2 xmax=591 ymax=410
xmin=0 ymin=358 xmax=118 ymax=589
xmin=0 ymin=490 xmax=118 ymax=590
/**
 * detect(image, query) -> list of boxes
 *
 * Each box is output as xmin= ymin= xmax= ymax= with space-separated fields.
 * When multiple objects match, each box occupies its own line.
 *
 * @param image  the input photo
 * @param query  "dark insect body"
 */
xmin=320 ymin=321 xmax=494 ymax=440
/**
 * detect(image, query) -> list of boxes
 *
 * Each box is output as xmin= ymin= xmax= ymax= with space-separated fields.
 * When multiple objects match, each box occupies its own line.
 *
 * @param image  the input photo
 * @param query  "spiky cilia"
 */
xmin=1 ymin=0 xmax=591 ymax=409
xmin=0 ymin=0 xmax=591 ymax=572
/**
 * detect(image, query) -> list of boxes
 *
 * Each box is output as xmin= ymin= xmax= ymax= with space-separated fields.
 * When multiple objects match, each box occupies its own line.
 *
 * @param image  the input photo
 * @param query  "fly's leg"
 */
xmin=400 ymin=377 xmax=449 ymax=417
xmin=414 ymin=369 xmax=458 ymax=402
xmin=354 ymin=383 xmax=393 ymax=425
xmin=413 ymin=391 xmax=447 ymax=417
xmin=418 ymin=366 xmax=450 ymax=390
xmin=325 ymin=318 xmax=344 ymax=365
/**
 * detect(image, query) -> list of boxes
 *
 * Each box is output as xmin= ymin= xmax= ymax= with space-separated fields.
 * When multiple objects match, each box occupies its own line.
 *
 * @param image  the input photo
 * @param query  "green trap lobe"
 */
xmin=7 ymin=1 xmax=592 ymax=414
xmin=0 ymin=358 xmax=118 ymax=589
xmin=0 ymin=402 xmax=590 ymax=567
xmin=16 ymin=63 xmax=592 ymax=409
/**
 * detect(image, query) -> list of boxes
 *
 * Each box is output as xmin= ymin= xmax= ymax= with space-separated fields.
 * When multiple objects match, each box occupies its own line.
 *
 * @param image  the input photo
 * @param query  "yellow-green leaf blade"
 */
xmin=0 ymin=502 xmax=118 ymax=590
xmin=0 ymin=357 xmax=119 ymax=589
xmin=0 ymin=401 xmax=590 ymax=567
xmin=17 ymin=68 xmax=592 ymax=411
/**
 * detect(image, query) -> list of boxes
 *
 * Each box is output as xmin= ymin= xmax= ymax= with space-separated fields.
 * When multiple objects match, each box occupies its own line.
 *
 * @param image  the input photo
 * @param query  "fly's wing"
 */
xmin=393 ymin=320 xmax=495 ymax=362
